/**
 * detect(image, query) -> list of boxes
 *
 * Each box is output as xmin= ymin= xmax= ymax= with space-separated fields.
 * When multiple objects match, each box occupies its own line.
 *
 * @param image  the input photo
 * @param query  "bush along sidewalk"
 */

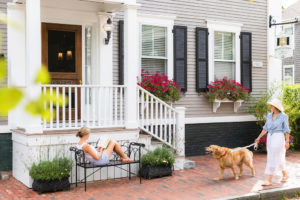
xmin=139 ymin=147 xmax=175 ymax=179
xmin=29 ymin=157 xmax=72 ymax=194
xmin=283 ymin=84 xmax=300 ymax=150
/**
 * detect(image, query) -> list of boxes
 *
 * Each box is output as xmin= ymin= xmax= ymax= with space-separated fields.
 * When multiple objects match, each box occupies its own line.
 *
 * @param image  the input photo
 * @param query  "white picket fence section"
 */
xmin=41 ymin=85 xmax=126 ymax=130
xmin=137 ymin=86 xmax=178 ymax=149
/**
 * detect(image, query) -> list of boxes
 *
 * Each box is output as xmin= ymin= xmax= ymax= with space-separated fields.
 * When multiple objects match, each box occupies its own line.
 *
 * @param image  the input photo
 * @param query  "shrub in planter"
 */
xmin=137 ymin=70 xmax=182 ymax=103
xmin=206 ymin=77 xmax=249 ymax=102
xmin=140 ymin=147 xmax=175 ymax=179
xmin=29 ymin=157 xmax=72 ymax=194
xmin=283 ymin=84 xmax=300 ymax=150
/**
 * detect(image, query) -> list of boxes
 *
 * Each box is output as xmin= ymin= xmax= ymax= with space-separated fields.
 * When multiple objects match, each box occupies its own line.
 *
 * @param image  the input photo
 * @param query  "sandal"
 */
xmin=261 ymin=181 xmax=272 ymax=186
xmin=281 ymin=176 xmax=289 ymax=182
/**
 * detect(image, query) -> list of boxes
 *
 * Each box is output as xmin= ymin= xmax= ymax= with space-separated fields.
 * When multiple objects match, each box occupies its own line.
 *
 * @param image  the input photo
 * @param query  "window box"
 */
xmin=213 ymin=98 xmax=244 ymax=113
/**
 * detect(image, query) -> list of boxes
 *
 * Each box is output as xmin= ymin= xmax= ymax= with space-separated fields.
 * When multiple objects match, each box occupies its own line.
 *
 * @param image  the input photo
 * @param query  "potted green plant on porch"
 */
xmin=139 ymin=147 xmax=175 ymax=179
xmin=29 ymin=157 xmax=72 ymax=194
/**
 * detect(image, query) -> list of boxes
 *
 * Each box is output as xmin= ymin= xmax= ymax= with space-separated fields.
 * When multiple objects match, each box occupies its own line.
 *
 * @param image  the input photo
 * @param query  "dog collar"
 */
xmin=220 ymin=150 xmax=229 ymax=158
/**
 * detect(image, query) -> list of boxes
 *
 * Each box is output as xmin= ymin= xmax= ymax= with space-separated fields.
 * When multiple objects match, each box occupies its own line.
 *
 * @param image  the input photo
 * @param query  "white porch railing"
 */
xmin=137 ymin=86 xmax=179 ymax=149
xmin=41 ymin=85 xmax=126 ymax=130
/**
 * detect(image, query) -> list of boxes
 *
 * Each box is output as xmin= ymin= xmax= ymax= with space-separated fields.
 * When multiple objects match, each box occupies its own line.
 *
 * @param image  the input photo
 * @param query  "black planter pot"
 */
xmin=139 ymin=165 xmax=172 ymax=179
xmin=32 ymin=177 xmax=70 ymax=194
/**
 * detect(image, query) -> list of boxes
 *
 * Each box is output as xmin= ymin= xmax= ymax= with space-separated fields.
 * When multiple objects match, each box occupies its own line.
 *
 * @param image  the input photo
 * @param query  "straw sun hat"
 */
xmin=267 ymin=98 xmax=284 ymax=112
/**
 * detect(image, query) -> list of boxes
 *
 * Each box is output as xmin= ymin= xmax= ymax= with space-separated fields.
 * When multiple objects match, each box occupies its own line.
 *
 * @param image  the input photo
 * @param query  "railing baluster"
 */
xmin=155 ymin=100 xmax=158 ymax=137
xmin=114 ymin=87 xmax=117 ymax=125
xmin=68 ymin=87 xmax=72 ymax=128
xmin=141 ymin=90 xmax=144 ymax=127
xmin=164 ymin=105 xmax=167 ymax=141
xmin=173 ymin=111 xmax=176 ymax=147
xmin=62 ymin=87 xmax=66 ymax=128
xmin=145 ymin=93 xmax=149 ymax=129
xmin=86 ymin=87 xmax=90 ymax=127
xmin=168 ymin=108 xmax=171 ymax=144
xmin=98 ymin=87 xmax=101 ymax=127
xmin=151 ymin=97 xmax=154 ymax=133
xmin=109 ymin=87 xmax=113 ymax=126
xmin=56 ymin=87 xmax=59 ymax=129
xmin=103 ymin=87 xmax=107 ymax=126
xmin=92 ymin=87 xmax=96 ymax=127
xmin=160 ymin=102 xmax=162 ymax=140
xmin=120 ymin=87 xmax=123 ymax=125
xmin=80 ymin=86 xmax=84 ymax=127
xmin=75 ymin=86 xmax=78 ymax=128
xmin=50 ymin=86 xmax=53 ymax=129
xmin=43 ymin=86 xmax=46 ymax=129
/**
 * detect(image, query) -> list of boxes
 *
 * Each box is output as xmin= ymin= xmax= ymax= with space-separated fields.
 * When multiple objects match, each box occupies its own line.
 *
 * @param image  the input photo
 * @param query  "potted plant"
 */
xmin=29 ymin=157 xmax=72 ymax=194
xmin=137 ymin=70 xmax=182 ymax=104
xmin=206 ymin=77 xmax=249 ymax=112
xmin=139 ymin=147 xmax=175 ymax=179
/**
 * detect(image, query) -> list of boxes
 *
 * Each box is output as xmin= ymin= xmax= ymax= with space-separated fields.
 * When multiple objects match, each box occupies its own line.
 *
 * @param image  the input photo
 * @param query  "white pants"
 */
xmin=265 ymin=132 xmax=286 ymax=175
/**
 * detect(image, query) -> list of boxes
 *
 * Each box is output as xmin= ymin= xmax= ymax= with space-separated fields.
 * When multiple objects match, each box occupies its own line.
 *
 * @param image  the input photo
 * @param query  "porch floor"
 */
xmin=1 ymin=152 xmax=300 ymax=200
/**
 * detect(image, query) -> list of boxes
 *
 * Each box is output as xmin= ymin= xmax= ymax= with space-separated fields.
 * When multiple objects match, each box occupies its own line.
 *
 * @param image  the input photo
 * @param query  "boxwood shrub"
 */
xmin=283 ymin=84 xmax=300 ymax=149
xmin=141 ymin=147 xmax=175 ymax=167
xmin=29 ymin=157 xmax=72 ymax=182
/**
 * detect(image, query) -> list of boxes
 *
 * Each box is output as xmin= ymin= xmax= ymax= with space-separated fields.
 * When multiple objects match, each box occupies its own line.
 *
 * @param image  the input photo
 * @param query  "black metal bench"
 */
xmin=69 ymin=142 xmax=145 ymax=191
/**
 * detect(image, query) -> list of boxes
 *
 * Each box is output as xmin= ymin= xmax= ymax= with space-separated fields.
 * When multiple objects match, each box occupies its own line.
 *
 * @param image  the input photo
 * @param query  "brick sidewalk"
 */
xmin=1 ymin=152 xmax=300 ymax=200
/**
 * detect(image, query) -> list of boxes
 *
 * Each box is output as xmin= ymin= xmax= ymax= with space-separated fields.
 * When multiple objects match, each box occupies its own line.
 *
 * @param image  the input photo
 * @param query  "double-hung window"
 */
xmin=141 ymin=25 xmax=167 ymax=75
xmin=214 ymin=31 xmax=236 ymax=80
xmin=283 ymin=65 xmax=294 ymax=85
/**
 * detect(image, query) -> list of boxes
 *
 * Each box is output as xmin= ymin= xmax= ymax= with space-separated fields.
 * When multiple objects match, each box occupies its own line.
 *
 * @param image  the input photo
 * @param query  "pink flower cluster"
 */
xmin=206 ymin=77 xmax=249 ymax=101
xmin=137 ymin=69 xmax=182 ymax=102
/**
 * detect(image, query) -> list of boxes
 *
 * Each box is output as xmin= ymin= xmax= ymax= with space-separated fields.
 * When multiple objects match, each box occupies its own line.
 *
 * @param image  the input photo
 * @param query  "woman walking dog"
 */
xmin=255 ymin=99 xmax=290 ymax=186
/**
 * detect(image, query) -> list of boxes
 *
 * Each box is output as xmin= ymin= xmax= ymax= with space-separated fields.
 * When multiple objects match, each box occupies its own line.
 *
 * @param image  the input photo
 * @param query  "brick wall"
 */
xmin=185 ymin=122 xmax=261 ymax=156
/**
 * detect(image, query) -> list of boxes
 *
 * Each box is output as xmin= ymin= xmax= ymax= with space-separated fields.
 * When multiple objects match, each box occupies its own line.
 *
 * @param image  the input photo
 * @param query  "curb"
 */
xmin=216 ymin=186 xmax=300 ymax=200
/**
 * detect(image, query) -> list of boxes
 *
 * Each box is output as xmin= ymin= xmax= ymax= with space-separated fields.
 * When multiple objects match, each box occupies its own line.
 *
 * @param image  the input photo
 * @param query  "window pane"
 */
xmin=214 ymin=61 xmax=235 ymax=80
xmin=214 ymin=31 xmax=235 ymax=60
xmin=142 ymin=25 xmax=166 ymax=57
xmin=142 ymin=58 xmax=166 ymax=75
xmin=284 ymin=67 xmax=293 ymax=85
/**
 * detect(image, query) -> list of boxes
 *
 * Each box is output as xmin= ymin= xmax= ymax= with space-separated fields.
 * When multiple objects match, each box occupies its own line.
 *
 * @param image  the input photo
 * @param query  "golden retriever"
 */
xmin=205 ymin=145 xmax=255 ymax=180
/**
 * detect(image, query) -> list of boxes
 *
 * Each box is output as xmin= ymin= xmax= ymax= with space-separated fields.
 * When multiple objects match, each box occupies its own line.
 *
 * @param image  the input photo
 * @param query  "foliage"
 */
xmin=248 ymin=84 xmax=278 ymax=128
xmin=282 ymin=84 xmax=300 ymax=149
xmin=205 ymin=77 xmax=249 ymax=102
xmin=29 ymin=157 xmax=72 ymax=182
xmin=138 ymin=70 xmax=182 ymax=103
xmin=141 ymin=147 xmax=175 ymax=167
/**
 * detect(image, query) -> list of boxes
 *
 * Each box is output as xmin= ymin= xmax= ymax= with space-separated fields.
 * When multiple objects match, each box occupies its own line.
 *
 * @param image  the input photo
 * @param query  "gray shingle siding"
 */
xmin=112 ymin=0 xmax=268 ymax=118
xmin=294 ymin=23 xmax=300 ymax=84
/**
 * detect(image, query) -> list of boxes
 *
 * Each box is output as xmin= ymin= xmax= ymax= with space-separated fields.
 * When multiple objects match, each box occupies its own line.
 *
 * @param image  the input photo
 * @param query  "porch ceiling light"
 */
xmin=103 ymin=18 xmax=113 ymax=45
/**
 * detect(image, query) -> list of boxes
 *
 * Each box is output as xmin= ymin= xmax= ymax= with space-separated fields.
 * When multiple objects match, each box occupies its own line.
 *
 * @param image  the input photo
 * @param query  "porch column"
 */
xmin=124 ymin=4 xmax=140 ymax=129
xmin=23 ymin=0 xmax=42 ymax=133
xmin=98 ymin=13 xmax=113 ymax=85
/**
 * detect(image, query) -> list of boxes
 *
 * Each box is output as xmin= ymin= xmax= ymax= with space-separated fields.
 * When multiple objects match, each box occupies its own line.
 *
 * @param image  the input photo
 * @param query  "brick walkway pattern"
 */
xmin=1 ymin=152 xmax=300 ymax=200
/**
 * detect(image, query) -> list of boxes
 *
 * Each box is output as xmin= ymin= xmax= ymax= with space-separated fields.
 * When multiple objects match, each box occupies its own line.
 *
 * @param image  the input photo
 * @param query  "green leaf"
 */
xmin=35 ymin=66 xmax=51 ymax=84
xmin=0 ymin=87 xmax=23 ymax=115
xmin=0 ymin=58 xmax=6 ymax=83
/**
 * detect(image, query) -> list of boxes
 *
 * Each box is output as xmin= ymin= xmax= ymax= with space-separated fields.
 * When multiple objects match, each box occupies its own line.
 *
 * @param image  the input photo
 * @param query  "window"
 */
xmin=214 ymin=31 xmax=235 ymax=80
xmin=141 ymin=25 xmax=167 ymax=75
xmin=283 ymin=65 xmax=294 ymax=85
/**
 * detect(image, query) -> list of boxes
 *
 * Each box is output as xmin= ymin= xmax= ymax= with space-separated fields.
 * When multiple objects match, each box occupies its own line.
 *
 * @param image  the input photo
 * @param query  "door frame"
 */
xmin=41 ymin=23 xmax=82 ymax=84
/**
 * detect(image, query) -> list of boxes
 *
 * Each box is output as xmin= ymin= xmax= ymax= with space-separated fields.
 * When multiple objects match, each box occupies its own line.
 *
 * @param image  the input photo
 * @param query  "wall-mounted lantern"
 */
xmin=103 ymin=18 xmax=113 ymax=45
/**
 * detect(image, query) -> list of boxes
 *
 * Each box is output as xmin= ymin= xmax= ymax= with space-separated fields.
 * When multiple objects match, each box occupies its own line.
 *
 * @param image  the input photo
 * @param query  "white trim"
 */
xmin=0 ymin=126 xmax=10 ymax=134
xmin=283 ymin=64 xmax=295 ymax=85
xmin=206 ymin=20 xmax=242 ymax=83
xmin=138 ymin=14 xmax=175 ymax=79
xmin=185 ymin=115 xmax=256 ymax=124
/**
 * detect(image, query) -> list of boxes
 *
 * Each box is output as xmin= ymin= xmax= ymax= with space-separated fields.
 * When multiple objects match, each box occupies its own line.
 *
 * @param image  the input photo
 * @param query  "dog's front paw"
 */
xmin=235 ymin=176 xmax=239 ymax=180
xmin=214 ymin=177 xmax=222 ymax=181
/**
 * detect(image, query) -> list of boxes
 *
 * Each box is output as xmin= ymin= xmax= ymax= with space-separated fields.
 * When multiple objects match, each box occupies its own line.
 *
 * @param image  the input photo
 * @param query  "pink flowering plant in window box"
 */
xmin=137 ymin=70 xmax=182 ymax=103
xmin=205 ymin=77 xmax=250 ymax=102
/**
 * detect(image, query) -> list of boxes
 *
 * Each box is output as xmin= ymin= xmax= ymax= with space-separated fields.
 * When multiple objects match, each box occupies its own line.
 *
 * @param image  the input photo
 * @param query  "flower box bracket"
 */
xmin=213 ymin=99 xmax=244 ymax=113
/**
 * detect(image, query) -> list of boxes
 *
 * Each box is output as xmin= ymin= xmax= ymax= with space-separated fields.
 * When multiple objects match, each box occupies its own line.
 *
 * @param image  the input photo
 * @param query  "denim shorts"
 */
xmin=92 ymin=151 xmax=110 ymax=165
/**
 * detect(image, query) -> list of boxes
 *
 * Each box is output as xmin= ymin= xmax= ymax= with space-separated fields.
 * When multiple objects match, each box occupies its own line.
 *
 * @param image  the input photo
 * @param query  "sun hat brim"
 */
xmin=267 ymin=100 xmax=284 ymax=112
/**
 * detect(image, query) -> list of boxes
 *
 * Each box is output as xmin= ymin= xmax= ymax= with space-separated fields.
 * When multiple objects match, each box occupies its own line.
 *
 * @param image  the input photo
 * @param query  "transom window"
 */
xmin=141 ymin=25 xmax=167 ymax=75
xmin=214 ymin=31 xmax=236 ymax=80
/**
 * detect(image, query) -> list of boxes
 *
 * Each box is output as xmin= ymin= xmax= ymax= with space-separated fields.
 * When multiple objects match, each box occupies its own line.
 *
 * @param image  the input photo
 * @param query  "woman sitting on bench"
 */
xmin=76 ymin=127 xmax=133 ymax=165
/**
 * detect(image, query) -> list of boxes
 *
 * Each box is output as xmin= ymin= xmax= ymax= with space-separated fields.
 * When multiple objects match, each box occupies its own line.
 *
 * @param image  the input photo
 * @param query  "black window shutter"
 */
xmin=196 ymin=28 xmax=208 ymax=92
xmin=173 ymin=26 xmax=187 ymax=92
xmin=240 ymin=32 xmax=252 ymax=92
xmin=119 ymin=20 xmax=124 ymax=85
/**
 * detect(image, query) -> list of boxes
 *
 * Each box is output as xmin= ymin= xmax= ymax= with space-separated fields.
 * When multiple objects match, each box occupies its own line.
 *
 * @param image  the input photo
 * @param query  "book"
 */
xmin=96 ymin=136 xmax=110 ymax=149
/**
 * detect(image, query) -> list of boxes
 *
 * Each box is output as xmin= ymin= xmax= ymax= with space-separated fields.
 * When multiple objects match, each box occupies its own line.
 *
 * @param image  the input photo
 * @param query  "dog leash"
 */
xmin=230 ymin=142 xmax=258 ymax=153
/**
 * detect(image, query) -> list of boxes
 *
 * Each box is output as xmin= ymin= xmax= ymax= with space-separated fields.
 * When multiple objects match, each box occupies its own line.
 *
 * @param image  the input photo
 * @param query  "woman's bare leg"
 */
xmin=281 ymin=170 xmax=288 ymax=182
xmin=104 ymin=139 xmax=132 ymax=161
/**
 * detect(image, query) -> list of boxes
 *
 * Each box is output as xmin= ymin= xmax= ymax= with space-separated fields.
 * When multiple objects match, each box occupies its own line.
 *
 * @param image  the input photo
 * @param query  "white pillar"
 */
xmin=175 ymin=107 xmax=185 ymax=157
xmin=98 ymin=13 xmax=113 ymax=85
xmin=124 ymin=4 xmax=140 ymax=129
xmin=22 ymin=0 xmax=42 ymax=133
